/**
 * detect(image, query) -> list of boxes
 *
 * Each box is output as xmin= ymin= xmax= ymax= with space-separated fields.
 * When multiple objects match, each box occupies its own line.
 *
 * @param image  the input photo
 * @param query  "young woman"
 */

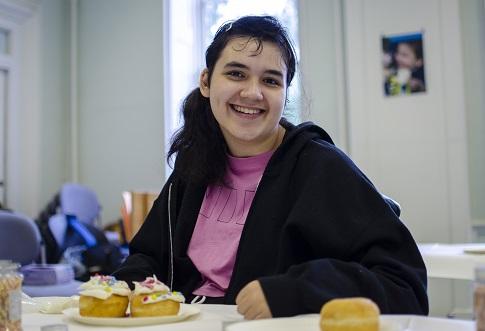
xmin=113 ymin=15 xmax=428 ymax=319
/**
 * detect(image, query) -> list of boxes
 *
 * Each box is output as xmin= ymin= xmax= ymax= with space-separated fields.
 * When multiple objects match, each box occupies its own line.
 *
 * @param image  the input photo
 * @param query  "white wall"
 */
xmin=10 ymin=0 xmax=69 ymax=217
xmin=461 ymin=0 xmax=485 ymax=227
xmin=78 ymin=0 xmax=164 ymax=224
xmin=344 ymin=0 xmax=471 ymax=244
xmin=38 ymin=0 xmax=71 ymax=207
xmin=298 ymin=0 xmax=347 ymax=149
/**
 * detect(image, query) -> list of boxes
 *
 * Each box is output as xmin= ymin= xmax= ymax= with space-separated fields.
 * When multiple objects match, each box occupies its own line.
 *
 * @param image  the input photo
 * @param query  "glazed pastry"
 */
xmin=320 ymin=297 xmax=380 ymax=331
xmin=79 ymin=275 xmax=130 ymax=317
xmin=130 ymin=275 xmax=185 ymax=317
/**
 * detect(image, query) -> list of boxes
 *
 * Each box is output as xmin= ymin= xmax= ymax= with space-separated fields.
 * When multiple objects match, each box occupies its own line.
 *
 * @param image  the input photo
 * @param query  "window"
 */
xmin=165 ymin=1 xmax=300 ymax=177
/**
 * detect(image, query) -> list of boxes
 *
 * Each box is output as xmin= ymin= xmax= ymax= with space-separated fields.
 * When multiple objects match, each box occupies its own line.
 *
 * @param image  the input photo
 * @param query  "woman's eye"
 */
xmin=263 ymin=78 xmax=281 ymax=86
xmin=225 ymin=71 xmax=244 ymax=79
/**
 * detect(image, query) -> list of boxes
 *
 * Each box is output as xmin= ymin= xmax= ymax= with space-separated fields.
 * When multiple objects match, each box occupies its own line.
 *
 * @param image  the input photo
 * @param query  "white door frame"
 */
xmin=0 ymin=0 xmax=39 ymax=210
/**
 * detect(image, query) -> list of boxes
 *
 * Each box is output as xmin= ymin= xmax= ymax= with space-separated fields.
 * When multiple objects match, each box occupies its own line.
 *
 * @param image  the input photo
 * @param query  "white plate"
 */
xmin=36 ymin=296 xmax=79 ymax=314
xmin=463 ymin=245 xmax=485 ymax=254
xmin=62 ymin=304 xmax=200 ymax=326
xmin=226 ymin=315 xmax=403 ymax=331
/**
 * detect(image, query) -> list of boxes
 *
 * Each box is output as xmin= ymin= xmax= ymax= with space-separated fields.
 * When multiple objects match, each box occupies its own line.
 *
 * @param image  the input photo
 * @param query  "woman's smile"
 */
xmin=230 ymin=104 xmax=265 ymax=120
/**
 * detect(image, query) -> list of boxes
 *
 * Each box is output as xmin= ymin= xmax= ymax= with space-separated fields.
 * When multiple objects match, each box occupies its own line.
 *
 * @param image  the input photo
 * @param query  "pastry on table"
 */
xmin=130 ymin=275 xmax=185 ymax=317
xmin=320 ymin=297 xmax=380 ymax=331
xmin=79 ymin=275 xmax=130 ymax=317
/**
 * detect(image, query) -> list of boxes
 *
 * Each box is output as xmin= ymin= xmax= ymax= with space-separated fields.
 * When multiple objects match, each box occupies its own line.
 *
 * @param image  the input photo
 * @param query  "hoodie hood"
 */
xmin=264 ymin=120 xmax=335 ymax=176
xmin=281 ymin=120 xmax=334 ymax=147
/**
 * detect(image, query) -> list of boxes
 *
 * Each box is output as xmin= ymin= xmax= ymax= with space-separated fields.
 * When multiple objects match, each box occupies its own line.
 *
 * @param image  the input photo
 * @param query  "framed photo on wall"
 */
xmin=382 ymin=31 xmax=426 ymax=97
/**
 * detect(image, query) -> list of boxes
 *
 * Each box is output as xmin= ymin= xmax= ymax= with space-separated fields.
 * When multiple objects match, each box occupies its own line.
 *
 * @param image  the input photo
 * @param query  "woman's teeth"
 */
xmin=233 ymin=105 xmax=262 ymax=115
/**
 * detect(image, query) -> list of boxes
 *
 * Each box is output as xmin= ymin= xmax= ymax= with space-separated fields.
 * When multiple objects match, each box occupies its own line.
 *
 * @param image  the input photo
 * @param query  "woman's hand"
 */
xmin=235 ymin=280 xmax=272 ymax=320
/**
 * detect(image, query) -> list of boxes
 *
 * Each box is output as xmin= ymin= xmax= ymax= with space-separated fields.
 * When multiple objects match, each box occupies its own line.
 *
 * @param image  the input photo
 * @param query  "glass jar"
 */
xmin=0 ymin=260 xmax=23 ymax=331
xmin=475 ymin=265 xmax=485 ymax=331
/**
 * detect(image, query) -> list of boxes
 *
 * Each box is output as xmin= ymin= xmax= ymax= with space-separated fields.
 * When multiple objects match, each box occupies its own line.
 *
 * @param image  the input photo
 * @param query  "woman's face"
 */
xmin=200 ymin=37 xmax=287 ymax=157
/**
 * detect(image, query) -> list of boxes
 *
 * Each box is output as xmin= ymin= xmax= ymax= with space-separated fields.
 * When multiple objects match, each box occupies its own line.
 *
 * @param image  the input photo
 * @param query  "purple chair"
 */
xmin=0 ymin=210 xmax=81 ymax=297
xmin=0 ymin=211 xmax=40 ymax=265
xmin=60 ymin=183 xmax=101 ymax=225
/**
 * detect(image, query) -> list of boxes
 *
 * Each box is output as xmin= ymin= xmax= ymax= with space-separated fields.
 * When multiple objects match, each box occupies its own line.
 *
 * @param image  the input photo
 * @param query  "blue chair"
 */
xmin=60 ymin=183 xmax=101 ymax=225
xmin=0 ymin=210 xmax=81 ymax=297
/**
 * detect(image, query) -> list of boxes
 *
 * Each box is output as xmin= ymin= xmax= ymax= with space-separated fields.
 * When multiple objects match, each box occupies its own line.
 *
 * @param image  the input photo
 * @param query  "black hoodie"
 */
xmin=113 ymin=121 xmax=429 ymax=317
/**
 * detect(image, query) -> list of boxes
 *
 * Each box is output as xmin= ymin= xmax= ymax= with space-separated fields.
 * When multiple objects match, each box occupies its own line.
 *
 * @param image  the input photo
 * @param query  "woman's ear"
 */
xmin=199 ymin=69 xmax=210 ymax=97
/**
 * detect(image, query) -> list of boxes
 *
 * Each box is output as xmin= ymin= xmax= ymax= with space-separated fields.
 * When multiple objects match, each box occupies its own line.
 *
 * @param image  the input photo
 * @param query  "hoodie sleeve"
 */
xmin=112 ymin=180 xmax=173 ymax=288
xmin=258 ymin=143 xmax=428 ymax=317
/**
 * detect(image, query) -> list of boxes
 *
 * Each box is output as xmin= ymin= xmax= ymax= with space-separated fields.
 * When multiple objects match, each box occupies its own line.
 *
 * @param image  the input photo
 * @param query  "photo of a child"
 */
xmin=382 ymin=32 xmax=426 ymax=96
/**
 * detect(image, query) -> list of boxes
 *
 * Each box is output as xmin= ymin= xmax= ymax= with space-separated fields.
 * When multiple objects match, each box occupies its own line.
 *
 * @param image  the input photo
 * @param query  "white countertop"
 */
xmin=419 ymin=243 xmax=485 ymax=280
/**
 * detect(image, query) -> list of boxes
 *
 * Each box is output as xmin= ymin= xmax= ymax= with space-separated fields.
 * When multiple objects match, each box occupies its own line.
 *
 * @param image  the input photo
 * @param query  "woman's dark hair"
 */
xmin=167 ymin=15 xmax=297 ymax=185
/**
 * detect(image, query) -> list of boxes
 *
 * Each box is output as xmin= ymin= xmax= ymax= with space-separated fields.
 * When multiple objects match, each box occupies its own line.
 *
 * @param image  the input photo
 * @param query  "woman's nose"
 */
xmin=240 ymin=79 xmax=263 ymax=101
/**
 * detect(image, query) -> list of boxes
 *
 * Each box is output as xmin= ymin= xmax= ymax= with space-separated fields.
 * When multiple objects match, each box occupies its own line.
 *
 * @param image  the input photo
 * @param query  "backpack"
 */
xmin=36 ymin=213 xmax=124 ymax=281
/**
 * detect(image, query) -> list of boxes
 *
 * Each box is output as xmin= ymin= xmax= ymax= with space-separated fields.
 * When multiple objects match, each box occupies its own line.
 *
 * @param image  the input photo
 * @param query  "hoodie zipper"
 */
xmin=167 ymin=182 xmax=174 ymax=291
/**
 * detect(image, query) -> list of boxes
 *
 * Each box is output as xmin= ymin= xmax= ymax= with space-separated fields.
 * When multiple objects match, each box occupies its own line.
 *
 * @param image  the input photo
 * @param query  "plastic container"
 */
xmin=0 ymin=260 xmax=23 ymax=331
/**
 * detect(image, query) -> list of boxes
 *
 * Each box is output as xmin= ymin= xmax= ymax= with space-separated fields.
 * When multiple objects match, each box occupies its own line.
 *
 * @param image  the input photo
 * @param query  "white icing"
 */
xmin=132 ymin=275 xmax=170 ymax=295
xmin=79 ymin=289 xmax=112 ymax=300
xmin=140 ymin=291 xmax=185 ymax=304
xmin=79 ymin=275 xmax=130 ymax=299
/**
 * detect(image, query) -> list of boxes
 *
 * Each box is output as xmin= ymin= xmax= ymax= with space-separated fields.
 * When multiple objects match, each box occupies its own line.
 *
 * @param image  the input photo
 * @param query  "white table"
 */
xmin=226 ymin=315 xmax=474 ymax=331
xmin=21 ymin=304 xmax=475 ymax=331
xmin=419 ymin=243 xmax=485 ymax=280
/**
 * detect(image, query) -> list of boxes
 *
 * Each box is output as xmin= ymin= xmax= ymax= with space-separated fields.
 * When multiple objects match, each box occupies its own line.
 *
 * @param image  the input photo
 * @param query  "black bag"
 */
xmin=36 ymin=214 xmax=124 ymax=281
xmin=79 ymin=243 xmax=123 ymax=281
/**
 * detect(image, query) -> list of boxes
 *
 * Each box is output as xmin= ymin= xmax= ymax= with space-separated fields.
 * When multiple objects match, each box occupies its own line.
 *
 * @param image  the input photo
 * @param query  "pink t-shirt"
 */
xmin=187 ymin=149 xmax=274 ymax=297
